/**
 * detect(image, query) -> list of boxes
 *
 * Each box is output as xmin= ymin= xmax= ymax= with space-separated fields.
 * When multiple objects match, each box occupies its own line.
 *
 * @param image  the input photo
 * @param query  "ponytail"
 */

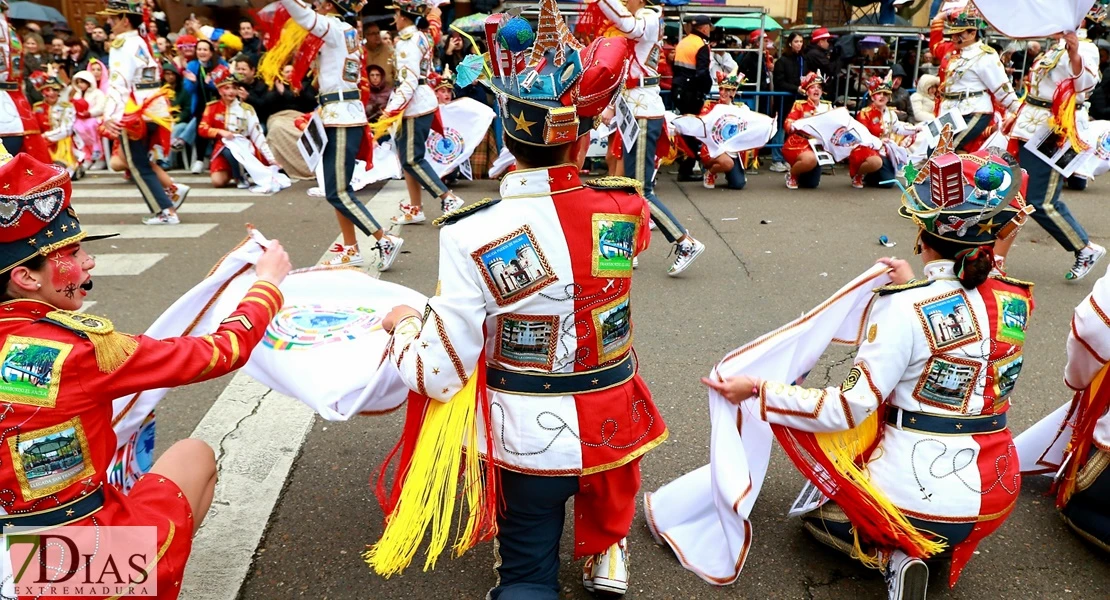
xmin=920 ymin=231 xmax=994 ymax=289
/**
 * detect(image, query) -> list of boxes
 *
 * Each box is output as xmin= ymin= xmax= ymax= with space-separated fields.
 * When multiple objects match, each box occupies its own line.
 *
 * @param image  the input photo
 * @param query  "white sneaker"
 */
xmin=326 ymin=243 xmax=363 ymax=266
xmin=648 ymin=219 xmax=656 ymax=231
xmin=90 ymin=159 xmax=106 ymax=171
xmin=236 ymin=180 xmax=250 ymax=189
xmin=769 ymin=161 xmax=789 ymax=173
xmin=190 ymin=160 xmax=203 ymax=174
xmin=142 ymin=211 xmax=180 ymax=225
xmin=632 ymin=256 xmax=638 ymax=269
xmin=668 ymin=237 xmax=705 ymax=276
xmin=1067 ymin=243 xmax=1106 ymax=281
xmin=884 ymin=550 xmax=928 ymax=600
xmin=307 ymin=186 xmax=325 ymax=198
xmin=390 ymin=203 xmax=426 ymax=225
xmin=703 ymin=170 xmax=716 ymax=189
xmin=441 ymin=192 xmax=464 ymax=213
xmin=376 ymin=235 xmax=403 ymax=272
xmin=169 ymin=183 xmax=190 ymax=210
xmin=582 ymin=538 xmax=628 ymax=596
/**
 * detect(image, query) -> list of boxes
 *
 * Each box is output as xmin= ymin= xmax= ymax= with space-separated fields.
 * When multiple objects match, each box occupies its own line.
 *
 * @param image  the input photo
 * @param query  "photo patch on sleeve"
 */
xmin=472 ymin=226 xmax=558 ymax=307
xmin=912 ymin=355 xmax=981 ymax=412
xmin=9 ymin=417 xmax=95 ymax=500
xmin=993 ymin=290 xmax=1029 ymax=345
xmin=592 ymin=214 xmax=639 ymax=278
xmin=495 ymin=314 xmax=559 ymax=370
xmin=592 ymin=295 xmax=632 ymax=363
xmin=344 ymin=29 xmax=359 ymax=54
xmin=992 ymin=352 xmax=1023 ymax=401
xmin=342 ymin=58 xmax=361 ymax=83
xmin=0 ymin=336 xmax=72 ymax=408
xmin=914 ymin=290 xmax=981 ymax=352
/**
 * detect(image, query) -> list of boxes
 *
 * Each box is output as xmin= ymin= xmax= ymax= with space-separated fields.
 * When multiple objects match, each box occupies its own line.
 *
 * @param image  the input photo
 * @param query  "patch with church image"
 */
xmin=992 ymin=352 xmax=1023 ymax=401
xmin=913 ymin=355 xmax=981 ymax=412
xmin=592 ymin=295 xmax=632 ymax=363
xmin=914 ymin=290 xmax=982 ymax=353
xmin=344 ymin=29 xmax=359 ymax=54
xmin=495 ymin=314 xmax=559 ymax=370
xmin=342 ymin=58 xmax=361 ymax=83
xmin=0 ymin=336 xmax=72 ymax=408
xmin=472 ymin=226 xmax=557 ymax=307
xmin=993 ymin=290 xmax=1029 ymax=345
xmin=592 ymin=214 xmax=639 ymax=278
xmin=9 ymin=417 xmax=95 ymax=500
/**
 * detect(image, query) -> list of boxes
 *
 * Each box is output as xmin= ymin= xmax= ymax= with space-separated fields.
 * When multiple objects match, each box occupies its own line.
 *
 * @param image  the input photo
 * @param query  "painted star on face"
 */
xmin=511 ymin=110 xmax=537 ymax=135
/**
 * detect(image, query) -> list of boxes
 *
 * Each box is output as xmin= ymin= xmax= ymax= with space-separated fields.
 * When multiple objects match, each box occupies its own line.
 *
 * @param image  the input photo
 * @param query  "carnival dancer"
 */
xmin=98 ymin=0 xmax=187 ymax=226
xmin=783 ymin=71 xmax=831 ymax=189
xmin=0 ymin=149 xmax=292 ymax=600
xmin=0 ymin=0 xmax=50 ymax=161
xmin=597 ymin=0 xmax=706 ymax=276
xmin=31 ymin=70 xmax=80 ymax=178
xmin=705 ymin=138 xmax=1034 ymax=599
xmin=848 ymin=75 xmax=921 ymax=189
xmin=272 ymin=0 xmax=404 ymax=270
xmin=929 ymin=6 xmax=1019 ymax=151
xmin=371 ymin=4 xmax=666 ymax=598
xmin=1054 ymin=262 xmax=1110 ymax=551
xmin=198 ymin=66 xmax=278 ymax=189
xmin=699 ymin=70 xmax=750 ymax=190
xmin=384 ymin=0 xmax=465 ymax=226
xmin=71 ymin=70 xmax=107 ymax=171
xmin=1007 ymin=14 xmax=1105 ymax=280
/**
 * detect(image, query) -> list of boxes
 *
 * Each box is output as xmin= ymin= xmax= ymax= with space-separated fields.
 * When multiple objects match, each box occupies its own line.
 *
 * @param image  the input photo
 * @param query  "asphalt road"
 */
xmin=76 ymin=165 xmax=1109 ymax=599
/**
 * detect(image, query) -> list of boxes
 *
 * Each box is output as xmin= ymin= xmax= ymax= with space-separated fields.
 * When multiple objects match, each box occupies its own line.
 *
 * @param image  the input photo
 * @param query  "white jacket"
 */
xmin=1065 ymin=263 xmax=1110 ymax=450
xmin=597 ymin=0 xmax=666 ymax=118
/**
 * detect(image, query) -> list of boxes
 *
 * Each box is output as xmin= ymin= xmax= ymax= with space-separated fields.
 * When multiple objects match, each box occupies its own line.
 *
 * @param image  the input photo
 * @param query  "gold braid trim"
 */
xmin=44 ymin=310 xmax=138 ymax=373
xmin=584 ymin=176 xmax=644 ymax=196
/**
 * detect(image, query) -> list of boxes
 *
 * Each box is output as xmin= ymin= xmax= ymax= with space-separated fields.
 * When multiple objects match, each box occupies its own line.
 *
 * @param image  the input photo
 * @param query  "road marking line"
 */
xmin=80 ymin=301 xmax=97 ymax=311
xmin=73 ymin=188 xmax=270 ymax=199
xmin=181 ymin=180 xmax=407 ymax=600
xmin=91 ymin=253 xmax=168 ymax=276
xmin=83 ymin=224 xmax=218 ymax=239
xmin=74 ymin=202 xmax=253 ymax=215
xmin=75 ymin=174 xmax=214 ymax=185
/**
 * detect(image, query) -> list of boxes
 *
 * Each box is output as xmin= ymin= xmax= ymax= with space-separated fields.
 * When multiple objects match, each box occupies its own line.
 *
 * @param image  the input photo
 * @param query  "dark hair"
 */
xmin=233 ymin=53 xmax=257 ymax=70
xmin=783 ymin=32 xmax=804 ymax=56
xmin=125 ymin=14 xmax=144 ymax=29
xmin=921 ymin=231 xmax=994 ymax=289
xmin=238 ymin=17 xmax=255 ymax=27
xmin=504 ymin=134 xmax=572 ymax=168
xmin=65 ymin=36 xmax=83 ymax=47
xmin=0 ymin=255 xmax=47 ymax=302
xmin=195 ymin=39 xmax=216 ymax=58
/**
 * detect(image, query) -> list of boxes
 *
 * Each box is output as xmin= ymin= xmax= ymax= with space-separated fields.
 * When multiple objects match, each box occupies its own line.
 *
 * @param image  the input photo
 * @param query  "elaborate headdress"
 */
xmin=898 ymin=126 xmax=1033 ymax=247
xmin=386 ymin=0 xmax=427 ymax=17
xmin=174 ymin=34 xmax=198 ymax=50
xmin=431 ymin=66 xmax=455 ymax=91
xmin=29 ymin=71 xmax=63 ymax=92
xmin=0 ymin=153 xmax=115 ymax=275
xmin=943 ymin=5 xmax=984 ymax=34
xmin=483 ymin=0 xmax=632 ymax=146
xmin=800 ymin=70 xmax=826 ymax=91
xmin=209 ymin=64 xmax=239 ymax=89
xmin=716 ymin=68 xmax=745 ymax=91
xmin=867 ymin=73 xmax=893 ymax=96
xmin=96 ymin=0 xmax=142 ymax=16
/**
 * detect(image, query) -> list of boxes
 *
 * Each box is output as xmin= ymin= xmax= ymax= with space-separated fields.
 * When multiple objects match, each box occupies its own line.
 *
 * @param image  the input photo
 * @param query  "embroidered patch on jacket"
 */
xmin=913 ymin=355 xmax=981 ymax=412
xmin=472 ymin=226 xmax=557 ymax=307
xmin=592 ymin=214 xmax=639 ymax=278
xmin=992 ymin=352 xmax=1023 ymax=401
xmin=344 ymin=29 xmax=359 ymax=54
xmin=495 ymin=314 xmax=559 ymax=370
xmin=9 ymin=417 xmax=95 ymax=500
xmin=592 ymin=294 xmax=632 ymax=363
xmin=342 ymin=58 xmax=361 ymax=83
xmin=915 ymin=290 xmax=982 ymax=352
xmin=993 ymin=290 xmax=1029 ymax=345
xmin=0 ymin=336 xmax=72 ymax=408
xmin=840 ymin=366 xmax=862 ymax=392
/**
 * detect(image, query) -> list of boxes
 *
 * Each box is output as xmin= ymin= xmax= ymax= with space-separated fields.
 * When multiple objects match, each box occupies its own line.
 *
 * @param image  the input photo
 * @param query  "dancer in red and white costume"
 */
xmin=848 ymin=75 xmax=921 ymax=189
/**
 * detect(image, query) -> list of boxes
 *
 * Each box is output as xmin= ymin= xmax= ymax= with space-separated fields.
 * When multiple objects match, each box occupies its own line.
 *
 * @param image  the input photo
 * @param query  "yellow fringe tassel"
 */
xmin=257 ymin=20 xmax=310 ymax=89
xmin=88 ymin=331 xmax=139 ymax=374
xmin=364 ymin=371 xmax=485 ymax=577
xmin=1051 ymin=93 xmax=1088 ymax=154
xmin=1059 ymin=364 xmax=1108 ymax=506
xmin=370 ymin=112 xmax=404 ymax=140
xmin=814 ymin=412 xmax=948 ymax=566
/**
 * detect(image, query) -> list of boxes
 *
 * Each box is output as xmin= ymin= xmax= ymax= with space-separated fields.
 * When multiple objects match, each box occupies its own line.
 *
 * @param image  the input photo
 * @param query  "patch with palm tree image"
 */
xmin=0 ymin=336 xmax=73 ymax=407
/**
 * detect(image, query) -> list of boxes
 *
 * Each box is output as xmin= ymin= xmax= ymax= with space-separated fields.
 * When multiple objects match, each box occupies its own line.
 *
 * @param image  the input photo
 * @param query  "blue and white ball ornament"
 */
xmin=497 ymin=17 xmax=534 ymax=53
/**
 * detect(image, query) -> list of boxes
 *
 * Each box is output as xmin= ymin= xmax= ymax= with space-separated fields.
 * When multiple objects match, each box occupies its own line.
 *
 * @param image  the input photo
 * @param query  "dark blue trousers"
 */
xmin=1019 ymin=145 xmax=1089 ymax=253
xmin=121 ymin=123 xmax=173 ymax=213
xmin=217 ymin=147 xmax=243 ymax=182
xmin=863 ymin=155 xmax=897 ymax=188
xmin=1 ymin=135 xmax=24 ymax=155
xmin=323 ymin=126 xmax=381 ymax=236
xmin=1060 ymin=449 xmax=1110 ymax=551
xmin=951 ymin=112 xmax=992 ymax=152
xmin=722 ymin=155 xmax=747 ymax=189
xmin=797 ymin=165 xmax=822 ymax=189
xmin=395 ymin=112 xmax=448 ymax=198
xmin=488 ymin=469 xmax=579 ymax=600
xmin=802 ymin=501 xmax=973 ymax=557
xmin=623 ymin=117 xmax=686 ymax=243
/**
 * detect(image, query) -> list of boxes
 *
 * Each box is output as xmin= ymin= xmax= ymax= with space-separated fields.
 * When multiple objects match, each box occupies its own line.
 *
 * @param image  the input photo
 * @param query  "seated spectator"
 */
xmin=889 ymin=64 xmax=911 ymax=120
xmin=239 ymin=17 xmax=264 ymax=59
xmin=70 ymin=70 xmax=106 ymax=170
xmin=198 ymin=66 xmax=277 ymax=189
xmin=911 ymin=73 xmax=939 ymax=123
xmin=22 ymin=33 xmax=47 ymax=103
xmin=174 ymin=34 xmax=197 ymax=74
xmin=367 ymin=64 xmax=392 ymax=122
xmin=183 ymin=39 xmax=229 ymax=173
xmin=233 ymin=53 xmax=273 ymax=125
xmin=86 ymin=24 xmax=109 ymax=62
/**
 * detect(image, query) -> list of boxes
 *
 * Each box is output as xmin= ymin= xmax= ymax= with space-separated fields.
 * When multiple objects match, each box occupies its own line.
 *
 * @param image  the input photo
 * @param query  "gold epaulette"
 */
xmin=110 ymin=38 xmax=126 ymax=50
xmin=874 ymin=279 xmax=935 ymax=296
xmin=979 ymin=43 xmax=997 ymax=54
xmin=41 ymin=310 xmax=138 ymax=373
xmin=433 ymin=197 xmax=500 ymax=227
xmin=398 ymin=30 xmax=414 ymax=41
xmin=206 ymin=99 xmax=220 ymax=106
xmin=585 ymin=176 xmax=643 ymax=196
xmin=992 ymin=274 xmax=1034 ymax=290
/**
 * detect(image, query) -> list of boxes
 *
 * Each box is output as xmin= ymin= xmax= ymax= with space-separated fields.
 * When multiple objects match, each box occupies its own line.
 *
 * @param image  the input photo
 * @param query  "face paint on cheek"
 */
xmin=49 ymin=252 xmax=84 ymax=298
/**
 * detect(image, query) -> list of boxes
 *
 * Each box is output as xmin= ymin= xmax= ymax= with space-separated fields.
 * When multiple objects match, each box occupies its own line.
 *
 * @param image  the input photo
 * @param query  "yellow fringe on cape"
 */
xmin=364 ymin=371 xmax=487 ymax=577
xmin=1058 ymin=364 xmax=1108 ymax=506
xmin=1051 ymin=87 xmax=1089 ymax=154
xmin=258 ymin=19 xmax=310 ymax=89
xmin=124 ymin=92 xmax=174 ymax=133
xmin=370 ymin=112 xmax=404 ymax=140
xmin=813 ymin=411 xmax=948 ymax=566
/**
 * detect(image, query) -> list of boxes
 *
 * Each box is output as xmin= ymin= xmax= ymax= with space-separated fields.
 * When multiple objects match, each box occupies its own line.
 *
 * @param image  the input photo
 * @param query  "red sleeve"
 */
xmin=426 ymin=13 xmax=442 ymax=47
xmin=784 ymin=101 xmax=804 ymax=133
xmin=929 ymin=25 xmax=949 ymax=58
xmin=82 ymin=281 xmax=284 ymax=400
xmin=197 ymin=103 xmax=219 ymax=139
xmin=637 ymin=197 xmax=651 ymax=254
xmin=857 ymin=107 xmax=883 ymax=137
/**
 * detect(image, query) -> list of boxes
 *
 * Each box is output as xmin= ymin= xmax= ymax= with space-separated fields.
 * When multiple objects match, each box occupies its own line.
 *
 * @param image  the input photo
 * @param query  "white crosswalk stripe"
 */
xmin=74 ymin=203 xmax=253 ymax=215
xmin=84 ymin=224 xmax=218 ymax=238
xmin=73 ymin=188 xmax=270 ymax=199
xmin=91 ymin=253 xmax=168 ymax=276
xmin=75 ymin=174 xmax=214 ymax=185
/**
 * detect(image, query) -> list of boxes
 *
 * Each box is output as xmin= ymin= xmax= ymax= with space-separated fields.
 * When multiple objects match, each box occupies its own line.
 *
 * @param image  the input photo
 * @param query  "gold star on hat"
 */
xmin=511 ymin=111 xmax=537 ymax=135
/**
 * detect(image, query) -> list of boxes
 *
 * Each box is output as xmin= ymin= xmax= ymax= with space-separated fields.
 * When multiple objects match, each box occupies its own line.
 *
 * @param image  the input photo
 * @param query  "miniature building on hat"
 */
xmin=929 ymin=154 xmax=965 ymax=208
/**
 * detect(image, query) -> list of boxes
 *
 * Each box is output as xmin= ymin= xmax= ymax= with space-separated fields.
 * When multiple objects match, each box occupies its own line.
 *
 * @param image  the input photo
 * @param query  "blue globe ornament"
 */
xmin=497 ymin=17 xmax=535 ymax=53
xmin=974 ymin=162 xmax=1006 ymax=192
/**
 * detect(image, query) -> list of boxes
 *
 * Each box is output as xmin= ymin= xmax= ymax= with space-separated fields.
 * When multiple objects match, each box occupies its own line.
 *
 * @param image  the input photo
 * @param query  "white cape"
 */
xmin=224 ymin=136 xmax=292 ymax=193
xmin=671 ymin=103 xmax=777 ymax=159
xmin=973 ymin=0 xmax=1093 ymax=38
xmin=644 ymin=265 xmax=891 ymax=585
